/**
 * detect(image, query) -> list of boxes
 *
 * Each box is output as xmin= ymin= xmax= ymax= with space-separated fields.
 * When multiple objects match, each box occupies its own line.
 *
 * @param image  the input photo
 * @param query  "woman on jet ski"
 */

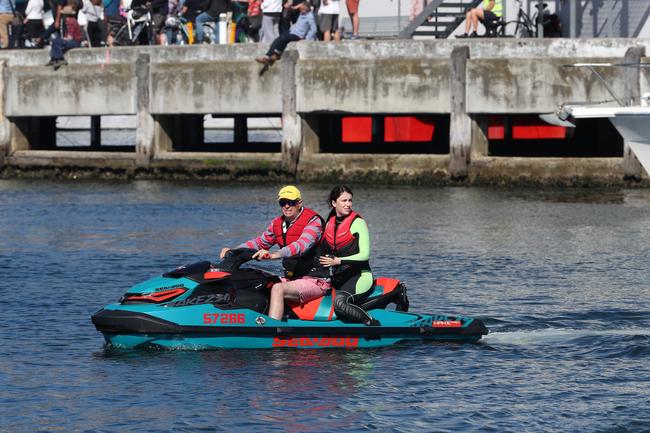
xmin=316 ymin=185 xmax=379 ymax=326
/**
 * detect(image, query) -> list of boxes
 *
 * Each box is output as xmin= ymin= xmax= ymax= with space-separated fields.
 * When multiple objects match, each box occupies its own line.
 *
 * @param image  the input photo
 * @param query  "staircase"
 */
xmin=400 ymin=0 xmax=483 ymax=39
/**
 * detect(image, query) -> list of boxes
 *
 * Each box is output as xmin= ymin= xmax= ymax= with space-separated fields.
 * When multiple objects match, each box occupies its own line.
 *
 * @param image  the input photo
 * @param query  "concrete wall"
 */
xmin=2 ymin=39 xmax=646 ymax=118
xmin=467 ymin=57 xmax=626 ymax=113
xmin=5 ymin=64 xmax=135 ymax=116
xmin=1 ymin=38 xmax=649 ymax=185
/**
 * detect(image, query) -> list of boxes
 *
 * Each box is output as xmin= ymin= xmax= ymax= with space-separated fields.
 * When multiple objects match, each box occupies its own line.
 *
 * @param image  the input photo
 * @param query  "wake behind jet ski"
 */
xmin=91 ymin=249 xmax=488 ymax=349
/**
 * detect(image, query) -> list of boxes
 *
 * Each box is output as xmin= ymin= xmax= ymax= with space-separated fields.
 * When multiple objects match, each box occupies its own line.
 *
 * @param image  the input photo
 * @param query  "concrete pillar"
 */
xmin=90 ymin=116 xmax=101 ymax=149
xmin=622 ymin=46 xmax=645 ymax=179
xmin=9 ymin=120 xmax=28 ymax=153
xmin=154 ymin=115 xmax=174 ymax=154
xmin=449 ymin=46 xmax=471 ymax=179
xmin=301 ymin=114 xmax=320 ymax=156
xmin=234 ymin=115 xmax=247 ymax=147
xmin=135 ymin=54 xmax=154 ymax=167
xmin=281 ymin=50 xmax=301 ymax=174
xmin=470 ymin=114 xmax=489 ymax=157
xmin=0 ymin=61 xmax=7 ymax=165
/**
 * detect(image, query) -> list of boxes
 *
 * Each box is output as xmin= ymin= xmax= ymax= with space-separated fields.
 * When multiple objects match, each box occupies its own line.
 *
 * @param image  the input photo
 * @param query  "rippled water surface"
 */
xmin=1 ymin=181 xmax=650 ymax=433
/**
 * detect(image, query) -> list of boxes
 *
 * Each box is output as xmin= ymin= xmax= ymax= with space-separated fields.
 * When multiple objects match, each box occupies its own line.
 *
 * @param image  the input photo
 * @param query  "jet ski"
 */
xmin=91 ymin=249 xmax=488 ymax=349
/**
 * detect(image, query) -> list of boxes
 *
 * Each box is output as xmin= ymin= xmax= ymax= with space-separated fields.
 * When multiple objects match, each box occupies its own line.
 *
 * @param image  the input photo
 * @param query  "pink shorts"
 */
xmin=281 ymin=277 xmax=331 ymax=304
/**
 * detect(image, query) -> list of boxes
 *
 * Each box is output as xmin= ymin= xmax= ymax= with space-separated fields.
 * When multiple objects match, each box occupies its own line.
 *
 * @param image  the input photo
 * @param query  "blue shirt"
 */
xmin=104 ymin=0 xmax=119 ymax=16
xmin=290 ymin=11 xmax=317 ymax=40
xmin=0 ymin=0 xmax=16 ymax=13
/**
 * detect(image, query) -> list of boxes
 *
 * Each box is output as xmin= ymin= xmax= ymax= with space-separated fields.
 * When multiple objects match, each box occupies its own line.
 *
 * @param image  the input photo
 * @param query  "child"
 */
xmin=256 ymin=0 xmax=315 ymax=65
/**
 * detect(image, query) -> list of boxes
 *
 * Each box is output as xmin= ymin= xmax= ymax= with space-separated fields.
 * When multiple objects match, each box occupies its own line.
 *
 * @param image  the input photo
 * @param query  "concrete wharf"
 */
xmin=1 ymin=38 xmax=649 ymax=185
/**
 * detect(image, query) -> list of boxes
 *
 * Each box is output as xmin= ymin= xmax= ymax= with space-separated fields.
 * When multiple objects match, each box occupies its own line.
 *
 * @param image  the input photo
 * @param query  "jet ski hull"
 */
xmin=92 ymin=305 xmax=488 ymax=350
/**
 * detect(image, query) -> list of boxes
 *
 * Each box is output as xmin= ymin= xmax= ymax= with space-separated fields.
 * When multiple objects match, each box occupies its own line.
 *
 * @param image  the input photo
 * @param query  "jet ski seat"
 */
xmin=288 ymin=277 xmax=410 ymax=321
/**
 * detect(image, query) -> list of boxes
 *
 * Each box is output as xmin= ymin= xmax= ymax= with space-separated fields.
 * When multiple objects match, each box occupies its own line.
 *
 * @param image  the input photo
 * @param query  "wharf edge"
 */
xmin=1 ymin=39 xmax=650 ymax=186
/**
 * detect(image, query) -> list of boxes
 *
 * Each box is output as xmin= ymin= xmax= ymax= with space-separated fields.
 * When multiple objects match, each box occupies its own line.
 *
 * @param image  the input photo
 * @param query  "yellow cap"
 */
xmin=278 ymin=185 xmax=301 ymax=201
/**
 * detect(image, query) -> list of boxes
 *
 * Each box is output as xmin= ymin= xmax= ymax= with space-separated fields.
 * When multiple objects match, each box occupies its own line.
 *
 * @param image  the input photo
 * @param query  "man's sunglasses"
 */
xmin=279 ymin=199 xmax=299 ymax=207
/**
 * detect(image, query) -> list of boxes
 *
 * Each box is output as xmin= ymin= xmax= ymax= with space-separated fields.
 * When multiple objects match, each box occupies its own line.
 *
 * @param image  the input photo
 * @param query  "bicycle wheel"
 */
xmin=113 ymin=24 xmax=133 ymax=46
xmin=501 ymin=20 xmax=533 ymax=38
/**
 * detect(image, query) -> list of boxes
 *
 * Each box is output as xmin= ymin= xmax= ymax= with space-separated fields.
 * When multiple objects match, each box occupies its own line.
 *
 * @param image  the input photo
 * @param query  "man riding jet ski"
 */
xmin=220 ymin=185 xmax=333 ymax=323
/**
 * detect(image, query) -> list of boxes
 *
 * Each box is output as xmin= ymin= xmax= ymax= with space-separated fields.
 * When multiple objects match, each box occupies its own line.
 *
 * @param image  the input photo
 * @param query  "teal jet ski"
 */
xmin=91 ymin=249 xmax=488 ymax=349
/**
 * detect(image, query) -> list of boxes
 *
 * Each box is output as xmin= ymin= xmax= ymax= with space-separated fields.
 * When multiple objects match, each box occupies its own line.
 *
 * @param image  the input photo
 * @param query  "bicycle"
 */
xmin=113 ymin=2 xmax=156 ymax=46
xmin=499 ymin=0 xmax=541 ymax=38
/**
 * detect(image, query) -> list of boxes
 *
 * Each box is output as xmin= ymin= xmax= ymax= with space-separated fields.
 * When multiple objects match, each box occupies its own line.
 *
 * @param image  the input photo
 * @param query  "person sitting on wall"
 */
xmin=255 ymin=0 xmax=315 ymax=66
xmin=46 ymin=0 xmax=83 ymax=70
xmin=457 ymin=0 xmax=502 ymax=38
xmin=195 ymin=0 xmax=228 ymax=43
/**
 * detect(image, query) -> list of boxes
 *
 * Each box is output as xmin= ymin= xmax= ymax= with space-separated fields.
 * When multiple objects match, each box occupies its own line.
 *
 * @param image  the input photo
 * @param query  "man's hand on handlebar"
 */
xmin=252 ymin=250 xmax=281 ymax=260
xmin=252 ymin=249 xmax=271 ymax=260
xmin=219 ymin=247 xmax=231 ymax=259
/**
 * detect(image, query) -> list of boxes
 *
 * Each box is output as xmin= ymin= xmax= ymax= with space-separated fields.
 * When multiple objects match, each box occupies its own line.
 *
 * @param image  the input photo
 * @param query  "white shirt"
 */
xmin=319 ymin=0 xmax=339 ymax=14
xmin=261 ymin=0 xmax=282 ymax=13
xmin=25 ymin=0 xmax=44 ymax=20
xmin=82 ymin=0 xmax=104 ymax=22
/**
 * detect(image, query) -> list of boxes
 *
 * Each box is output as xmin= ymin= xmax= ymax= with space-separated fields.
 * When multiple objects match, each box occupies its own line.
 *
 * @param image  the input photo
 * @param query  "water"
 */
xmin=1 ymin=181 xmax=650 ymax=433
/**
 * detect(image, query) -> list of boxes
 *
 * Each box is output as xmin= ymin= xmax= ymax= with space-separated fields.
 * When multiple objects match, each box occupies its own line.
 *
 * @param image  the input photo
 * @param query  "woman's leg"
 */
xmin=333 ymin=272 xmax=376 ymax=325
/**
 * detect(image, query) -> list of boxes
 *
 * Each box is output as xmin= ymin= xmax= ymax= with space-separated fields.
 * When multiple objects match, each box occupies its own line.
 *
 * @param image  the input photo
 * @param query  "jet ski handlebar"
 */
xmin=216 ymin=248 xmax=259 ymax=271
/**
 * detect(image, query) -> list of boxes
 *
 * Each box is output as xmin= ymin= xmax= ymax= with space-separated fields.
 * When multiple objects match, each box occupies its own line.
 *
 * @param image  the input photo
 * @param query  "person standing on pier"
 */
xmin=255 ymin=0 xmax=315 ymax=66
xmin=345 ymin=0 xmax=359 ymax=39
xmin=0 ymin=0 xmax=16 ymax=48
xmin=318 ymin=0 xmax=340 ymax=42
xmin=260 ymin=0 xmax=282 ymax=42
xmin=220 ymin=185 xmax=330 ymax=321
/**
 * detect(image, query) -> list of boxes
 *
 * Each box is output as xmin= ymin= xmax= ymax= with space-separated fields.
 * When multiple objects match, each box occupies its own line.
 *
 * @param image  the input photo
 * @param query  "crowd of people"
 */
xmin=0 ymin=0 xmax=363 ymax=51
xmin=220 ymin=184 xmax=379 ymax=326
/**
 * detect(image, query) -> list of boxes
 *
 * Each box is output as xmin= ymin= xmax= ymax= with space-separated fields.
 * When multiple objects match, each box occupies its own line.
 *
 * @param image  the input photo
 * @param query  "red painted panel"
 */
xmin=384 ymin=117 xmax=435 ymax=142
xmin=488 ymin=116 xmax=505 ymax=140
xmin=488 ymin=125 xmax=505 ymax=140
xmin=488 ymin=116 xmax=566 ymax=140
xmin=512 ymin=125 xmax=566 ymax=139
xmin=342 ymin=117 xmax=373 ymax=143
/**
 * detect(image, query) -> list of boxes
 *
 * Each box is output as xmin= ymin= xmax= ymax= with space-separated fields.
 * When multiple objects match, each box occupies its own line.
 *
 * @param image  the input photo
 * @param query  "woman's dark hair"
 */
xmin=327 ymin=185 xmax=353 ymax=219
